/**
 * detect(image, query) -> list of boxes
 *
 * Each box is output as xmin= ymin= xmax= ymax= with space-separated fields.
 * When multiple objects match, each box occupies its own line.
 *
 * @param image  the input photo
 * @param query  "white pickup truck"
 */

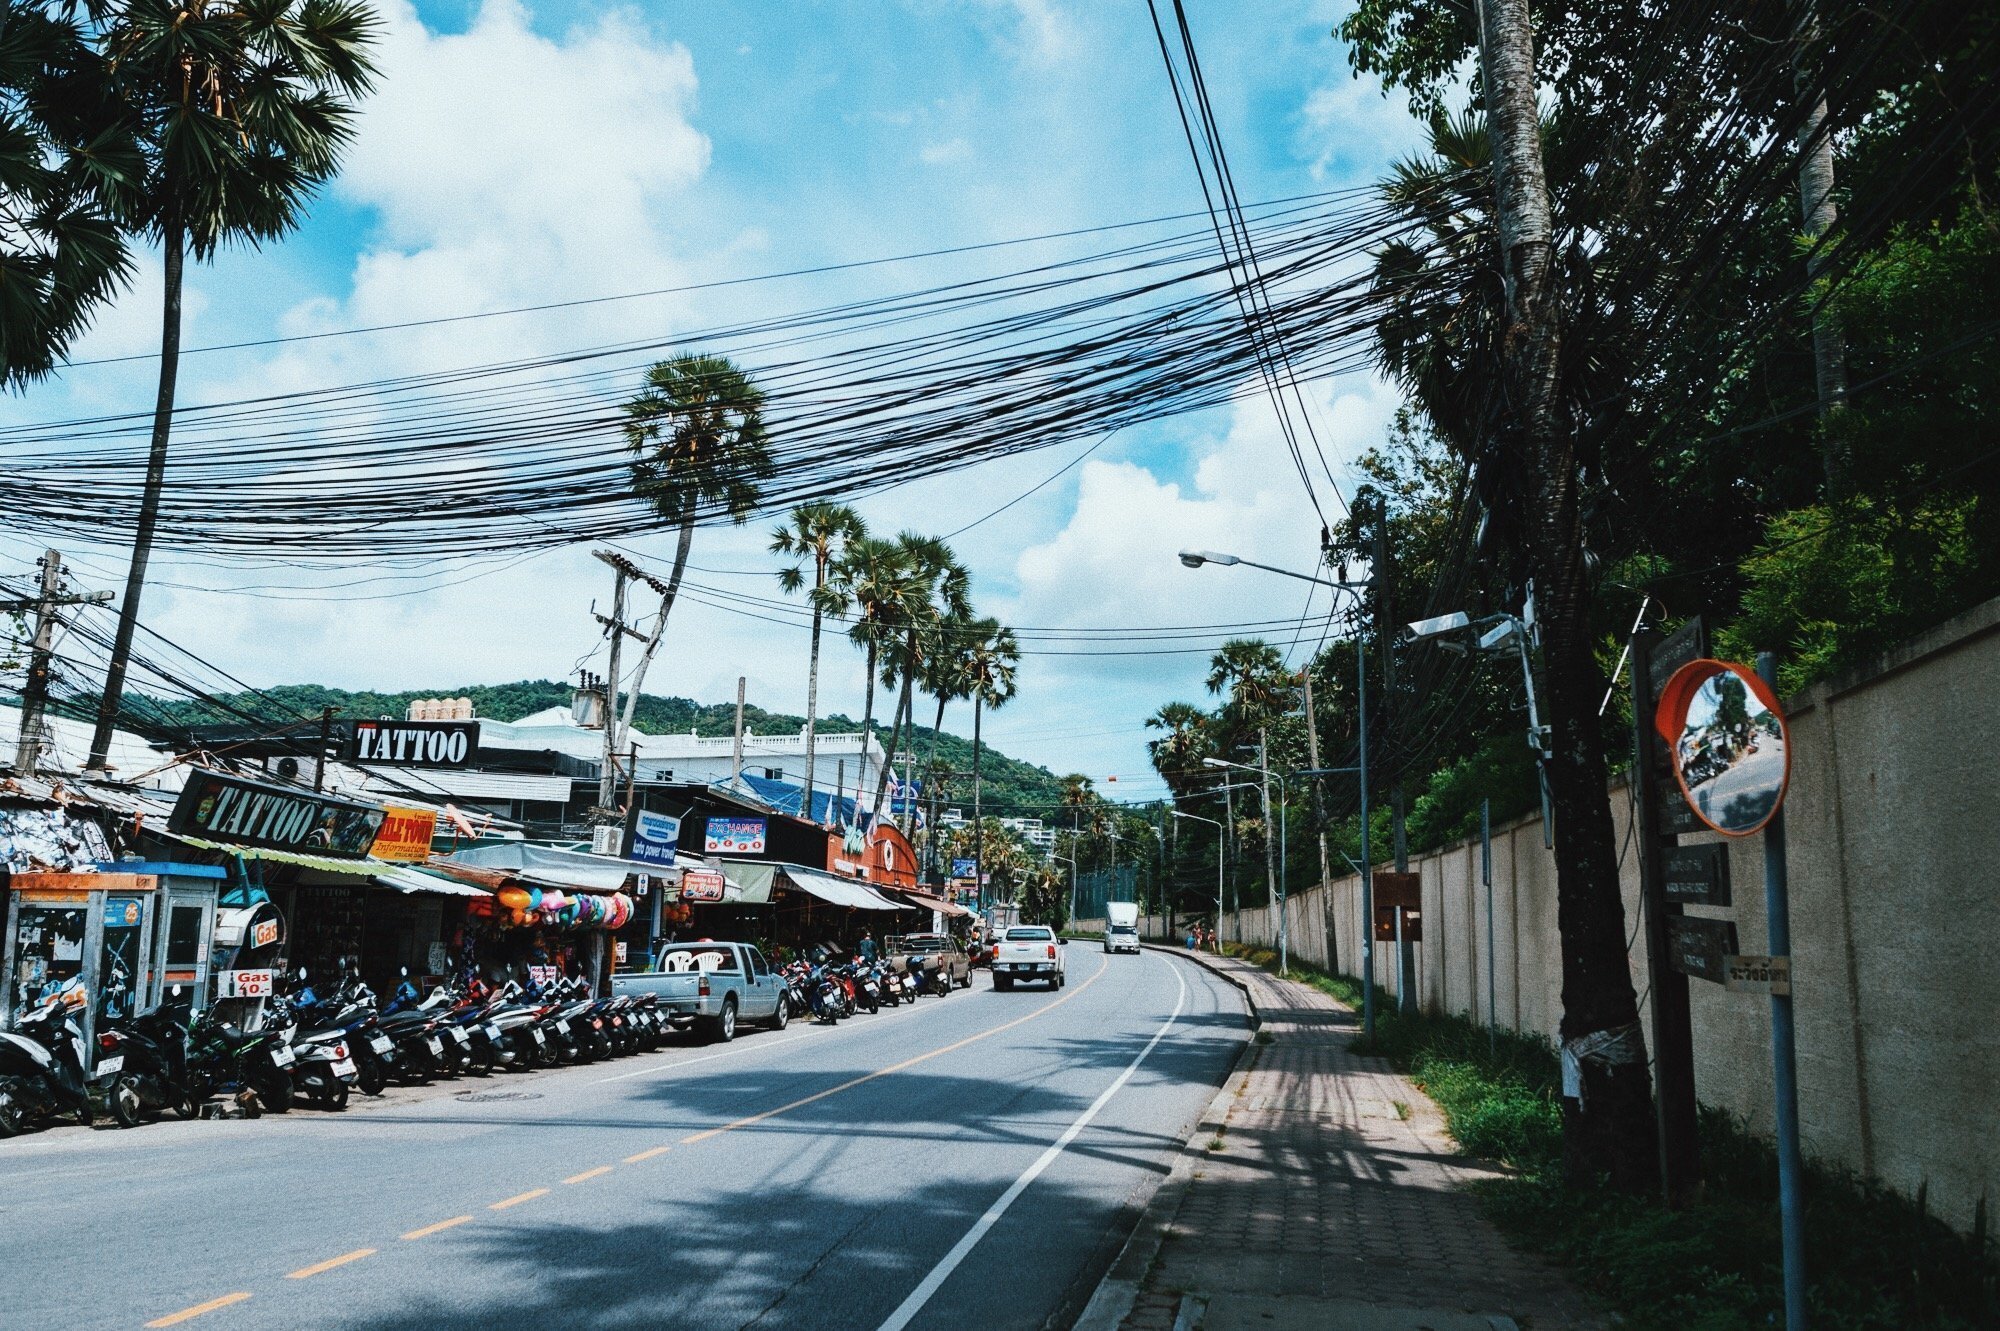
xmin=990 ymin=925 xmax=1067 ymax=991
xmin=611 ymin=941 xmax=788 ymax=1043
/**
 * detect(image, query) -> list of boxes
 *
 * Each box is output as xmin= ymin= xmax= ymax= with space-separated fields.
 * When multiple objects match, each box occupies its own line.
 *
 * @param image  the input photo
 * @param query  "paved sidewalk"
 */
xmin=1110 ymin=951 xmax=1604 ymax=1331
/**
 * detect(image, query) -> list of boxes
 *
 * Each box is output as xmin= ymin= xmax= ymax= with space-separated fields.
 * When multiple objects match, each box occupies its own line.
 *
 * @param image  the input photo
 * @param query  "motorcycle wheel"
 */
xmin=357 ymin=1059 xmax=386 ymax=1097
xmin=172 ymin=1091 xmax=200 ymax=1120
xmin=0 ymin=1087 xmax=23 ymax=1137
xmin=866 ymin=993 xmax=879 ymax=1014
xmin=109 ymin=1075 xmax=145 ymax=1128
xmin=251 ymin=1066 xmax=292 ymax=1114
xmin=319 ymin=1082 xmax=349 ymax=1112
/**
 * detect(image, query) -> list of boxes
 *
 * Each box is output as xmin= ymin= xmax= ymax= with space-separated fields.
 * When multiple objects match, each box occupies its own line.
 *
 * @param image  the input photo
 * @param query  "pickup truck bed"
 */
xmin=990 ymin=927 xmax=1066 ymax=991
xmin=612 ymin=942 xmax=787 ymax=1042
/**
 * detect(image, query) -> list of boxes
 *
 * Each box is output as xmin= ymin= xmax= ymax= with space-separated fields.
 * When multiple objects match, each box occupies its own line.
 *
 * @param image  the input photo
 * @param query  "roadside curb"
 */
xmin=1071 ymin=948 xmax=1261 ymax=1331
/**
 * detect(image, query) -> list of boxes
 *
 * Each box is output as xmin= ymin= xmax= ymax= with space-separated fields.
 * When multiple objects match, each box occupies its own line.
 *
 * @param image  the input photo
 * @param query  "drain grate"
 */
xmin=456 ymin=1090 xmax=543 ymax=1103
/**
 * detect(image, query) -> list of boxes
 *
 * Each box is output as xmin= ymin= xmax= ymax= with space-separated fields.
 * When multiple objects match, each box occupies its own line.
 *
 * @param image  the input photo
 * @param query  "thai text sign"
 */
xmin=704 ymin=817 xmax=767 ymax=855
xmin=1667 ymin=915 xmax=1740 ymax=984
xmin=169 ymin=770 xmax=385 ymax=858
xmin=370 ymin=806 xmax=439 ymax=863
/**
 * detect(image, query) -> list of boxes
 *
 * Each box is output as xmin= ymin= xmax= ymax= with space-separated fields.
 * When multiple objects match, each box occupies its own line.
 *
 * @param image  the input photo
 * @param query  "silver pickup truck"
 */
xmin=610 ymin=942 xmax=789 ymax=1043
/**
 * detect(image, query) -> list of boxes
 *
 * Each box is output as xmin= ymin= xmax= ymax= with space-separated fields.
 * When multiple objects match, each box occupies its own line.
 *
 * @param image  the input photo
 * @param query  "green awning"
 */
xmin=169 ymin=833 xmax=388 ymax=879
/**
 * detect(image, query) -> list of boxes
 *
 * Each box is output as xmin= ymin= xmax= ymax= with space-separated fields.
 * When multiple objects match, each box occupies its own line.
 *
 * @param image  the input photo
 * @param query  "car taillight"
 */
xmin=1047 ymin=945 xmax=1056 ymax=958
xmin=698 ymin=975 xmax=711 ymax=997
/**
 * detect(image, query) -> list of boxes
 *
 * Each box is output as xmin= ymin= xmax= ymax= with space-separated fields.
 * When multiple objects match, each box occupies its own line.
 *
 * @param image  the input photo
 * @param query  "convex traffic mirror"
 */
xmin=1654 ymin=659 xmax=1791 ymax=836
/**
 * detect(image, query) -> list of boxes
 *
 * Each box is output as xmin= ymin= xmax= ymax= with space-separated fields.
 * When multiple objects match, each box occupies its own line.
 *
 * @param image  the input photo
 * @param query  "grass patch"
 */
xmin=1219 ymin=943 xmax=1999 ymax=1329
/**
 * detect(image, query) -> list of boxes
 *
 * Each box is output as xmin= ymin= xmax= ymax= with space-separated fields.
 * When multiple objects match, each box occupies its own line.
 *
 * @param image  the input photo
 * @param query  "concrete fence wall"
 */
xmin=1095 ymin=597 xmax=2000 ymax=1230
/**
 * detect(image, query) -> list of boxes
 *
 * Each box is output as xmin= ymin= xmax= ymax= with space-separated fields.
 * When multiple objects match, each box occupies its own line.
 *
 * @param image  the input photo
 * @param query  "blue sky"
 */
xmin=1 ymin=0 xmax=1427 ymax=802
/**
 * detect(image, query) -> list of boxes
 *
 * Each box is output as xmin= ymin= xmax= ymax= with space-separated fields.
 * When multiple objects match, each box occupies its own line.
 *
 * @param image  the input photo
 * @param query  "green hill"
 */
xmin=131 ymin=680 xmax=1067 ymax=813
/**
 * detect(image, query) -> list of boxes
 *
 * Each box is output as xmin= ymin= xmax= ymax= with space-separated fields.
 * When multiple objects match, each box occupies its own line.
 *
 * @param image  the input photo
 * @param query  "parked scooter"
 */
xmin=0 ymin=979 xmax=94 ymax=1134
xmin=186 ymin=1002 xmax=295 ymax=1114
xmin=96 ymin=989 xmax=201 ymax=1126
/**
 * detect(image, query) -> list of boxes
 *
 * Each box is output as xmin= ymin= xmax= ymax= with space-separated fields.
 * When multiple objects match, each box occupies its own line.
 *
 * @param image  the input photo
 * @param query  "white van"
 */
xmin=1104 ymin=901 xmax=1141 ymax=954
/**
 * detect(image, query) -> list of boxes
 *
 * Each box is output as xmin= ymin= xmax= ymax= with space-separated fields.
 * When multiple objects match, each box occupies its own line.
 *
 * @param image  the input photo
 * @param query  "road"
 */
xmin=0 ymin=946 xmax=1246 ymax=1331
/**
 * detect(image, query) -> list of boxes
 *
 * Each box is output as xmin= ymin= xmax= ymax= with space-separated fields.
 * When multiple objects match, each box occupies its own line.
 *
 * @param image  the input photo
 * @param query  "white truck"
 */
xmin=990 ymin=924 xmax=1066 ymax=991
xmin=1103 ymin=901 xmax=1141 ymax=954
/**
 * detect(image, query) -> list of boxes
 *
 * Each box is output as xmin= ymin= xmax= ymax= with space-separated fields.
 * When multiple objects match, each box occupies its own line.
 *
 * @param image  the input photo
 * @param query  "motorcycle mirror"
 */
xmin=170 ymin=984 xmax=183 ymax=998
xmin=297 ymin=966 xmax=308 ymax=980
xmin=400 ymin=966 xmax=409 ymax=977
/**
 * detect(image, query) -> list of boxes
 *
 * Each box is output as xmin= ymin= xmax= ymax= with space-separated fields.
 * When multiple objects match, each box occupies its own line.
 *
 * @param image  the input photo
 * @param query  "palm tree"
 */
xmin=0 ymin=4 xmax=136 ymax=387
xmin=618 ymin=352 xmax=774 ymax=744
xmin=1146 ymin=701 xmax=1212 ymax=798
xmin=1205 ymin=638 xmax=1291 ymax=735
xmin=771 ymin=503 xmax=866 ymax=821
xmin=959 ymin=617 xmax=1019 ymax=904
xmin=86 ymin=0 xmax=381 ymax=770
xmin=830 ymin=534 xmax=910 ymax=823
xmin=871 ymin=533 xmax=969 ymax=821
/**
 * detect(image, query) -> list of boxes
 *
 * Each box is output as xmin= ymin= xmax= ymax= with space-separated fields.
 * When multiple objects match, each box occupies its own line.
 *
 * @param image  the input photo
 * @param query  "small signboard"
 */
xmin=1667 ymin=915 xmax=1740 ymax=984
xmin=1724 ymin=954 xmax=1792 ymax=996
xmin=680 ymin=869 xmax=727 ymax=903
xmin=626 ymin=809 xmax=682 ymax=868
xmin=1662 ymin=843 xmax=1733 ymax=906
xmin=1373 ymin=871 xmax=1421 ymax=910
xmin=217 ymin=968 xmax=274 ymax=999
xmin=704 ymin=816 xmax=767 ymax=855
xmin=1657 ymin=796 xmax=1702 ymax=838
xmin=951 ymin=858 xmax=977 ymax=879
xmin=370 ymin=806 xmax=439 ymax=863
xmin=1648 ymin=616 xmax=1710 ymax=696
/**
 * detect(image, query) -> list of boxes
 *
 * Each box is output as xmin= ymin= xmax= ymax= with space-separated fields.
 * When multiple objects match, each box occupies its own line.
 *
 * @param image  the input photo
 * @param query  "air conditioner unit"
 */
xmin=591 ymin=824 xmax=622 ymax=856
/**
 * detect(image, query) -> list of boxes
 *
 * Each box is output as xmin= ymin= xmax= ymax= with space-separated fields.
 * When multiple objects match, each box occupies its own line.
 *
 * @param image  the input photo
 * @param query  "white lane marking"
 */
xmin=872 ymin=955 xmax=1189 ymax=1331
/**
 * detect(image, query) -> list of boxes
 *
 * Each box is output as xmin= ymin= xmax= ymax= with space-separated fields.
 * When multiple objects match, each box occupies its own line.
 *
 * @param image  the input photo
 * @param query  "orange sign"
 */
xmin=7 ymin=872 xmax=158 ymax=893
xmin=370 ymin=806 xmax=439 ymax=862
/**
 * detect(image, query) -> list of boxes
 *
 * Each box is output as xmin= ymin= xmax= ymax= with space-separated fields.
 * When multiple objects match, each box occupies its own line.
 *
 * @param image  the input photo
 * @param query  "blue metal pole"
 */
xmin=1758 ymin=652 xmax=1807 ymax=1331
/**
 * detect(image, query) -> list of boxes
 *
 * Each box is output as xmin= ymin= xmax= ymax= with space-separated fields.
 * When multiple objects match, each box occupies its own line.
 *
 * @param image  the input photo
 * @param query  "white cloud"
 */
xmin=919 ymin=136 xmax=973 ymax=166
xmin=1298 ymin=71 xmax=1429 ymax=183
xmin=963 ymin=0 xmax=1079 ymax=66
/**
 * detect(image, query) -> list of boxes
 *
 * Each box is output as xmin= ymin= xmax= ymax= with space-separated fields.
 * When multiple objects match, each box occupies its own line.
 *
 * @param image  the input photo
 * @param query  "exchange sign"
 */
xmin=704 ymin=817 xmax=767 ymax=855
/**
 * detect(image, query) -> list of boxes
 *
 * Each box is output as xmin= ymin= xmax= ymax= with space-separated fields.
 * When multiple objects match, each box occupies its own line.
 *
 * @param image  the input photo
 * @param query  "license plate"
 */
xmin=370 ymin=1035 xmax=393 ymax=1055
xmin=270 ymin=1045 xmax=295 ymax=1067
xmin=425 ymin=1036 xmax=443 ymax=1057
xmin=530 ymin=1029 xmax=546 ymax=1046
xmin=483 ymin=1023 xmax=502 ymax=1042
xmin=96 ymin=1054 xmax=124 ymax=1076
xmin=330 ymin=1058 xmax=356 ymax=1078
xmin=446 ymin=1027 xmax=470 ymax=1045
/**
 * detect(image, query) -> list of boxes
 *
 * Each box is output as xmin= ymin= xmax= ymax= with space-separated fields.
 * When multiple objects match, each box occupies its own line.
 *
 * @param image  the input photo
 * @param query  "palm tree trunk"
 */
xmin=1478 ymin=0 xmax=1654 ymax=1192
xmin=872 ymin=631 xmax=918 ymax=819
xmin=858 ymin=640 xmax=878 ymax=825
xmin=971 ymin=695 xmax=985 ymax=906
xmin=801 ymin=553 xmax=825 ymax=821
xmin=89 ymin=216 xmax=185 ymax=773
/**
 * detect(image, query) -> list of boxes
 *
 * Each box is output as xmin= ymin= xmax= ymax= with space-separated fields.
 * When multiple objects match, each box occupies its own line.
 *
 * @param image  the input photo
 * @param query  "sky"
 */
xmin=1 ymin=0 xmax=1428 ymax=807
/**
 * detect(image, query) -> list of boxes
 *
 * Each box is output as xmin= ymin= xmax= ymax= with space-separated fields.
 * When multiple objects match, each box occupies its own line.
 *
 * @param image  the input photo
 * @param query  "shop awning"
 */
xmin=774 ymin=863 xmax=910 ymax=912
xmin=440 ymin=842 xmax=639 ymax=893
xmin=166 ymin=833 xmax=389 ymax=879
xmin=894 ymin=888 xmax=971 ymax=918
xmin=373 ymin=864 xmax=491 ymax=899
xmin=714 ymin=861 xmax=776 ymax=905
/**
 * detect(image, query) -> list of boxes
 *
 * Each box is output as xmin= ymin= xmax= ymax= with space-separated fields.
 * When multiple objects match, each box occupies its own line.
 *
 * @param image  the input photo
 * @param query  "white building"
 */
xmin=937 ymin=809 xmax=1057 ymax=859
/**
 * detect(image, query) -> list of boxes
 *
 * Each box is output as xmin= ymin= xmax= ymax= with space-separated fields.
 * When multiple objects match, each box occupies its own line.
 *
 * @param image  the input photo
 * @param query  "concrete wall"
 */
xmin=1188 ymin=597 xmax=2000 ymax=1231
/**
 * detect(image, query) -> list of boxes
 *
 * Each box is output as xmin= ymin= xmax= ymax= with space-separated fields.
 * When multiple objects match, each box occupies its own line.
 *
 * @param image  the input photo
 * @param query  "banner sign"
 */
xmin=951 ymin=858 xmax=977 ymax=879
xmin=626 ymin=809 xmax=682 ymax=868
xmin=680 ymin=869 xmax=727 ymax=903
xmin=370 ymin=806 xmax=439 ymax=863
xmin=216 ymin=969 xmax=274 ymax=999
xmin=704 ymin=817 xmax=767 ymax=855
xmin=169 ymin=770 xmax=385 ymax=858
xmin=346 ymin=719 xmax=480 ymax=767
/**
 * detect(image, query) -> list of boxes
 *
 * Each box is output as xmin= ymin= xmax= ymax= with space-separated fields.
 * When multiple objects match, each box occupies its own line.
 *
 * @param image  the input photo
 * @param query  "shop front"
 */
xmin=429 ymin=843 xmax=649 ymax=995
xmin=3 ymin=871 xmax=158 ymax=1051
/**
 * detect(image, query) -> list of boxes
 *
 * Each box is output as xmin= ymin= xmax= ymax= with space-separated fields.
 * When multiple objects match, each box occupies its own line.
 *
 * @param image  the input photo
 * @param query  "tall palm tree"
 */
xmin=770 ymin=502 xmax=865 ymax=821
xmin=959 ymin=617 xmax=1019 ymax=904
xmin=871 ymin=534 xmax=969 ymax=821
xmin=1205 ymin=637 xmax=1291 ymax=735
xmin=830 ymin=534 xmax=910 ymax=823
xmin=0 ymin=2 xmax=136 ymax=387
xmin=87 ymin=0 xmax=381 ymax=770
xmin=618 ymin=352 xmax=774 ymax=744
xmin=1145 ymin=701 xmax=1212 ymax=798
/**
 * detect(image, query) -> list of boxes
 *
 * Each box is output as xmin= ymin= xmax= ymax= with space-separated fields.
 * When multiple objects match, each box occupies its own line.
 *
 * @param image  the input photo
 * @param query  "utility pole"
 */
xmin=1258 ymin=729 xmax=1282 ymax=973
xmin=731 ymin=676 xmax=747 ymax=785
xmin=593 ymin=561 xmax=631 ymax=817
xmin=1374 ymin=504 xmax=1416 ymax=1016
xmin=7 ymin=552 xmax=113 ymax=775
xmin=591 ymin=549 xmax=672 ymax=847
xmin=1792 ymin=0 xmax=1848 ymax=483
xmin=314 ymin=706 xmax=334 ymax=792
xmin=1300 ymin=668 xmax=1337 ymax=974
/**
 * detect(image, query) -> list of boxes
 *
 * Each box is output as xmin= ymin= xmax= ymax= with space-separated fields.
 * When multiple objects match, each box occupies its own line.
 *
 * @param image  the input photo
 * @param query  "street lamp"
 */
xmin=1205 ymin=753 xmax=1290 ymax=973
xmin=1171 ymin=810 xmax=1224 ymax=952
xmin=1180 ymin=548 xmax=1379 ymax=1035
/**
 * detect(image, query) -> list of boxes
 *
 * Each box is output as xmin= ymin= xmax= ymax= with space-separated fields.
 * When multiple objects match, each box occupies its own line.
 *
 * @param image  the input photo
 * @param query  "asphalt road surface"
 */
xmin=0 ymin=946 xmax=1246 ymax=1331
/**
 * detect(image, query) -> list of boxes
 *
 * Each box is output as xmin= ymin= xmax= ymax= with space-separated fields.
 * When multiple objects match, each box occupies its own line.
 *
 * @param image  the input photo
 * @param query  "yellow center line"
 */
xmin=146 ymin=1293 xmax=252 ymax=1327
xmin=285 ymin=1249 xmax=376 ymax=1280
xmin=563 ymin=1166 xmax=614 ymax=1184
xmin=401 ymin=1215 xmax=473 ymax=1241
xmin=680 ymin=956 xmax=1108 ymax=1147
xmin=489 ymin=1187 xmax=550 ymax=1210
xmin=624 ymin=1145 xmax=672 ymax=1163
